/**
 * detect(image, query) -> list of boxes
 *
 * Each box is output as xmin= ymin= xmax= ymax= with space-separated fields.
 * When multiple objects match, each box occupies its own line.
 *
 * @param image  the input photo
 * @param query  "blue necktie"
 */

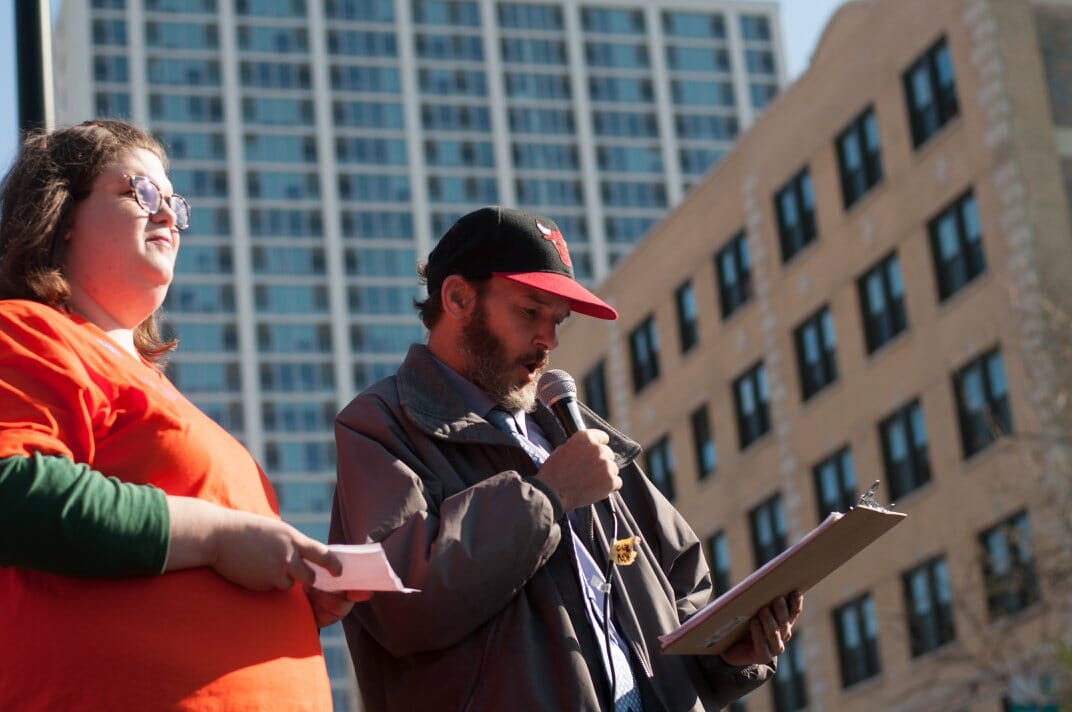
xmin=485 ymin=408 xmax=642 ymax=712
xmin=485 ymin=408 xmax=551 ymax=464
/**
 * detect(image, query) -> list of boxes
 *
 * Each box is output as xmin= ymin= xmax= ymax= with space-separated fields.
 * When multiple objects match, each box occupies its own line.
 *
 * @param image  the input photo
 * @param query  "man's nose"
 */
xmin=534 ymin=320 xmax=558 ymax=351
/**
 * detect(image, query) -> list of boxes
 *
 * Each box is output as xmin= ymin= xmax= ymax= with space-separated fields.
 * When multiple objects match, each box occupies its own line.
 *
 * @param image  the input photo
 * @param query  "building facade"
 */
xmin=50 ymin=0 xmax=785 ymax=708
xmin=555 ymin=0 xmax=1072 ymax=710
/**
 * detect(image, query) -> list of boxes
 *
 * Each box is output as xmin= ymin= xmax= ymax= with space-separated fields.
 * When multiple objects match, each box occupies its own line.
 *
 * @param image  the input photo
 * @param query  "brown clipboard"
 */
xmin=660 ymin=505 xmax=907 ymax=656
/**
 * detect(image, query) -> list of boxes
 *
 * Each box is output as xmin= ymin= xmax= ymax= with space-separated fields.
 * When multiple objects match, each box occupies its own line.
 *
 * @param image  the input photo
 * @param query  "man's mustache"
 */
xmin=519 ymin=351 xmax=550 ymax=370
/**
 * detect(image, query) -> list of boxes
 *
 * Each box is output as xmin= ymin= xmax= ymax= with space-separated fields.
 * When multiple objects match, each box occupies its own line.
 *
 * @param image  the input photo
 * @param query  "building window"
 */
xmin=644 ymin=436 xmax=675 ymax=501
xmin=929 ymin=190 xmax=986 ymax=301
xmin=675 ymin=280 xmax=699 ymax=353
xmin=903 ymin=36 xmax=959 ymax=148
xmin=581 ymin=7 xmax=645 ymax=34
xmin=774 ymin=168 xmax=817 ymax=263
xmin=715 ymin=231 xmax=752 ymax=318
xmin=582 ymin=360 xmax=610 ymax=420
xmin=628 ymin=316 xmax=660 ymax=392
xmin=902 ymin=556 xmax=956 ymax=657
xmin=836 ymin=106 xmax=884 ymax=209
xmin=979 ymin=511 xmax=1039 ymax=620
xmin=772 ymin=633 xmax=808 ymax=712
xmin=707 ymin=530 xmax=731 ymax=595
xmin=954 ymin=349 xmax=1012 ymax=458
xmin=813 ymin=447 xmax=856 ymax=522
xmin=663 ymin=11 xmax=726 ymax=39
xmin=793 ymin=306 xmax=838 ymax=401
xmin=733 ymin=362 xmax=770 ymax=450
xmin=879 ymin=399 xmax=931 ymax=499
xmin=739 ymin=14 xmax=771 ymax=41
xmin=833 ymin=593 xmax=881 ymax=687
xmin=857 ymin=252 xmax=908 ymax=354
xmin=749 ymin=493 xmax=786 ymax=568
xmin=690 ymin=404 xmax=717 ymax=479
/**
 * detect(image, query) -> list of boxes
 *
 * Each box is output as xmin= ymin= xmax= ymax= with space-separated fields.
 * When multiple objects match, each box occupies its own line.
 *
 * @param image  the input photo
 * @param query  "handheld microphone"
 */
xmin=536 ymin=369 xmax=586 ymax=436
xmin=538 ymin=369 xmax=628 ymax=616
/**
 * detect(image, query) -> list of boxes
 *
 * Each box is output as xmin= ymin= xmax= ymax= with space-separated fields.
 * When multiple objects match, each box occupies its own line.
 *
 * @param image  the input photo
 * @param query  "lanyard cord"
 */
xmin=602 ymin=498 xmax=620 ymax=706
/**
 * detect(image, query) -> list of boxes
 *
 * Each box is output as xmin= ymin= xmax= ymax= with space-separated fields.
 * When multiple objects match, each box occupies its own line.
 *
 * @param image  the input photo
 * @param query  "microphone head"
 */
xmin=537 ymin=369 xmax=577 ymax=407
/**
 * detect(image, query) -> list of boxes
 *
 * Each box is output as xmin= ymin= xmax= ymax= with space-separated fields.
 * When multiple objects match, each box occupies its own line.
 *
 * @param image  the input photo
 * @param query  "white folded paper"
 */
xmin=310 ymin=543 xmax=419 ymax=593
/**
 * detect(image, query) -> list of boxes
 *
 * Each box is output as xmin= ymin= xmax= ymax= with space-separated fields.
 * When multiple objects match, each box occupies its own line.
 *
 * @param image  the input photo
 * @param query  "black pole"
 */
xmin=15 ymin=0 xmax=52 ymax=138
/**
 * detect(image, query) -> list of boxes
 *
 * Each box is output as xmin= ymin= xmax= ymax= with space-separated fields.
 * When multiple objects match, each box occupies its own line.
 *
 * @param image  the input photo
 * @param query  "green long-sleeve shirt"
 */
xmin=0 ymin=453 xmax=169 ymax=576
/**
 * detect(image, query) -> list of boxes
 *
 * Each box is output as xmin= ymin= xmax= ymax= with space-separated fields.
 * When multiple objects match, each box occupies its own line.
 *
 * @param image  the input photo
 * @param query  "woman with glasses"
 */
xmin=0 ymin=120 xmax=362 ymax=709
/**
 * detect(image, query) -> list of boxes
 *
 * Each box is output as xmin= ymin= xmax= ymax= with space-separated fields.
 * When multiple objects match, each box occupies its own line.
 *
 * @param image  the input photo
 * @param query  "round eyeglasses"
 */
xmin=125 ymin=175 xmax=191 ymax=231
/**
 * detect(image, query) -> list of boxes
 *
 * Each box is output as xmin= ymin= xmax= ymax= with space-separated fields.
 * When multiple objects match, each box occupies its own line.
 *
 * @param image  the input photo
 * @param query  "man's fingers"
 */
xmin=749 ymin=618 xmax=771 ymax=659
xmin=758 ymin=604 xmax=786 ymax=655
xmin=346 ymin=590 xmax=373 ymax=602
xmin=773 ymin=595 xmax=790 ymax=627
xmin=789 ymin=589 xmax=804 ymax=617
xmin=584 ymin=429 xmax=610 ymax=445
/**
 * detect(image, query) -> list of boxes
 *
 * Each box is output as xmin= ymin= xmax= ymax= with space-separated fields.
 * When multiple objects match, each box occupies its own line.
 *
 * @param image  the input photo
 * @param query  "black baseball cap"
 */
xmin=425 ymin=206 xmax=618 ymax=320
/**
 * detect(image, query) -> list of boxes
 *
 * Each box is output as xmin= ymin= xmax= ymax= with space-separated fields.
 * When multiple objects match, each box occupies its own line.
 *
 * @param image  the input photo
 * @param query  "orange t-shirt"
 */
xmin=0 ymin=300 xmax=332 ymax=710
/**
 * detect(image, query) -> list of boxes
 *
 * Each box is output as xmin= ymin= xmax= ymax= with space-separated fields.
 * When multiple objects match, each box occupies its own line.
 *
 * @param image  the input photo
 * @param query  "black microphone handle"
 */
xmin=548 ymin=394 xmax=621 ymax=520
xmin=548 ymin=396 xmax=586 ymax=436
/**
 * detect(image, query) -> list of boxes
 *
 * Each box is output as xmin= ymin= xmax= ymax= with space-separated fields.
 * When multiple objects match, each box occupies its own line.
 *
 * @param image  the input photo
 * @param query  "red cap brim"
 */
xmin=494 ymin=272 xmax=618 ymax=320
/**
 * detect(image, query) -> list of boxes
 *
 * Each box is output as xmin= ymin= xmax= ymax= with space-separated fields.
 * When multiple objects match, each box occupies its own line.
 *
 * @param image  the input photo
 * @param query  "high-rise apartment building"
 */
xmin=555 ymin=0 xmax=1072 ymax=710
xmin=51 ymin=1 xmax=784 ymax=708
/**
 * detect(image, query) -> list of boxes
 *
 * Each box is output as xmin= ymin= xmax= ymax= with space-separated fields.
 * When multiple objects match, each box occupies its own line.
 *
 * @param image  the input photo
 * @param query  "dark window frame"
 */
xmin=733 ymin=361 xmax=771 ymax=450
xmin=953 ymin=348 xmax=1012 ymax=458
xmin=879 ymin=399 xmax=931 ymax=499
xmin=903 ymin=36 xmax=959 ymax=148
xmin=929 ymin=189 xmax=986 ymax=301
xmin=812 ymin=447 xmax=856 ymax=522
xmin=644 ymin=435 xmax=676 ymax=501
xmin=582 ymin=360 xmax=610 ymax=421
xmin=675 ymin=279 xmax=699 ymax=353
xmin=773 ymin=168 xmax=818 ymax=263
xmin=771 ymin=633 xmax=808 ymax=712
xmin=902 ymin=556 xmax=956 ymax=657
xmin=715 ymin=231 xmax=752 ymax=319
xmin=836 ymin=106 xmax=884 ymax=209
xmin=749 ymin=493 xmax=786 ymax=568
xmin=628 ymin=315 xmax=660 ymax=392
xmin=690 ymin=403 xmax=717 ymax=479
xmin=706 ymin=530 xmax=731 ymax=596
xmin=833 ymin=593 xmax=881 ymax=687
xmin=978 ymin=510 xmax=1039 ymax=620
xmin=793 ymin=305 xmax=838 ymax=401
xmin=857 ymin=252 xmax=908 ymax=354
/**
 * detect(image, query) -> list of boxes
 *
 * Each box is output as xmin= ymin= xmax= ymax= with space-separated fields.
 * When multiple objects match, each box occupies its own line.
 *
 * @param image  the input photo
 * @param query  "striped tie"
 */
xmin=485 ymin=408 xmax=550 ymax=464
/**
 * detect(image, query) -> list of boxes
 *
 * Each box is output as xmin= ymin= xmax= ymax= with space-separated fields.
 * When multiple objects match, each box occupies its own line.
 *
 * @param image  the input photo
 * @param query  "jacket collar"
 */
xmin=396 ymin=344 xmax=641 ymax=466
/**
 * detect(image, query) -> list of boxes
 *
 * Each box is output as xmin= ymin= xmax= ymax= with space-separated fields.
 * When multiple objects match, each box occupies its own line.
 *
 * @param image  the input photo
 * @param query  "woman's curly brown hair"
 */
xmin=0 ymin=119 xmax=177 ymax=365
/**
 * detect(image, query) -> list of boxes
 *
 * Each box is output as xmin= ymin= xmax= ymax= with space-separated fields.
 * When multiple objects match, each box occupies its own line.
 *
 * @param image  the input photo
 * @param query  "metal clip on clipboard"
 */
xmin=858 ymin=480 xmax=895 ymax=511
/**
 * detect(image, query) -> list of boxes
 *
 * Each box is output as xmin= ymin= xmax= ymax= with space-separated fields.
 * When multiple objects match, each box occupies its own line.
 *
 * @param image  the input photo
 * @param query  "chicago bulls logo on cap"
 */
xmin=536 ymin=219 xmax=571 ymax=268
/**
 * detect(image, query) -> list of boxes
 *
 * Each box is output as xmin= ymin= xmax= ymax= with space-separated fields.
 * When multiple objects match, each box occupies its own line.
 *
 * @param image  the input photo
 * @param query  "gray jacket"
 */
xmin=330 ymin=344 xmax=774 ymax=711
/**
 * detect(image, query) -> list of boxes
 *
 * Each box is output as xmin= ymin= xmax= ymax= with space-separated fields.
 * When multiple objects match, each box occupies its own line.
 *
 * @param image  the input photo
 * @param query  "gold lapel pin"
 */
xmin=614 ymin=536 xmax=642 ymax=566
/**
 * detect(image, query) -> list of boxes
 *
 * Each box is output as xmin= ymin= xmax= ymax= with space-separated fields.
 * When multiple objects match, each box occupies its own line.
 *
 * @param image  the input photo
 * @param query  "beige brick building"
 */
xmin=554 ymin=1 xmax=1072 ymax=709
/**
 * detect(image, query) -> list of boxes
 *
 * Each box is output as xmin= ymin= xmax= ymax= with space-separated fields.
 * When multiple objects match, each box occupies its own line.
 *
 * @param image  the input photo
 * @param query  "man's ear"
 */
xmin=441 ymin=275 xmax=476 ymax=319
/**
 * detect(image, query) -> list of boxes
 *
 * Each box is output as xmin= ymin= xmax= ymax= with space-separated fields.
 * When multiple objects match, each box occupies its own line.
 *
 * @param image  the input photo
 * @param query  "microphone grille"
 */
xmin=537 ymin=369 xmax=577 ymax=406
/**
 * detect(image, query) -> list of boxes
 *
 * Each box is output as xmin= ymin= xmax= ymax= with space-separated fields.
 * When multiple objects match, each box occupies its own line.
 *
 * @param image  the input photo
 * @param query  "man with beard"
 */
xmin=330 ymin=206 xmax=802 ymax=711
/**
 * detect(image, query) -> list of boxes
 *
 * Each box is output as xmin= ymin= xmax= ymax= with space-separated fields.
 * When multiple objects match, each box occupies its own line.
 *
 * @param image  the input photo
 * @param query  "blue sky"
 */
xmin=0 ymin=0 xmax=846 ymax=175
